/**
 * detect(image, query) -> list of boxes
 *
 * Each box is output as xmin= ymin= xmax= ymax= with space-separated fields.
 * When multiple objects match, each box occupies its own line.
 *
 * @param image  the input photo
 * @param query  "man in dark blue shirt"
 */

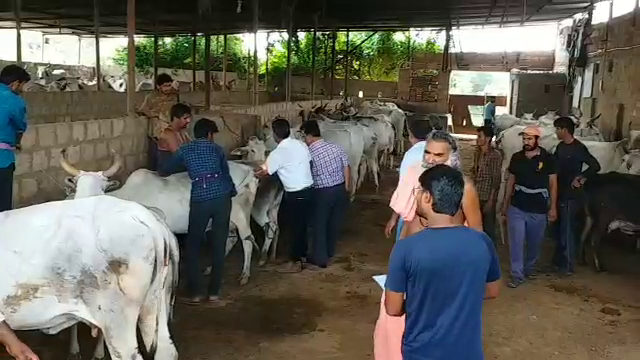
xmin=385 ymin=164 xmax=501 ymax=360
xmin=0 ymin=65 xmax=30 ymax=212
xmin=162 ymin=118 xmax=236 ymax=307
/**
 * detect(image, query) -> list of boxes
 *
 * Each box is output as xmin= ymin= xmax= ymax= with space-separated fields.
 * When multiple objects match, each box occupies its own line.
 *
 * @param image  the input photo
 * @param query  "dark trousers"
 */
xmin=147 ymin=136 xmax=158 ymax=171
xmin=311 ymin=184 xmax=348 ymax=267
xmin=185 ymin=196 xmax=232 ymax=298
xmin=284 ymin=187 xmax=312 ymax=262
xmin=480 ymin=199 xmax=497 ymax=243
xmin=553 ymin=199 xmax=583 ymax=273
xmin=0 ymin=163 xmax=15 ymax=212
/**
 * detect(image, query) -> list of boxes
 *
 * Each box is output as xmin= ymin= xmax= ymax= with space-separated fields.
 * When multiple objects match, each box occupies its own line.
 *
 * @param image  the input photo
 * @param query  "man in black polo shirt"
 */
xmin=553 ymin=116 xmax=600 ymax=276
xmin=501 ymin=126 xmax=557 ymax=288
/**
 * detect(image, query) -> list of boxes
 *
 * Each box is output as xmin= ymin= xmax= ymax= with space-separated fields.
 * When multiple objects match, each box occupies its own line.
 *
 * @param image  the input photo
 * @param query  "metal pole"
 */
xmin=126 ymin=0 xmax=136 ymax=114
xmin=246 ymin=48 xmax=250 ymax=92
xmin=204 ymin=34 xmax=211 ymax=109
xmin=265 ymin=32 xmax=270 ymax=91
xmin=191 ymin=34 xmax=197 ymax=91
xmin=14 ymin=0 xmax=22 ymax=65
xmin=222 ymin=34 xmax=228 ymax=93
xmin=286 ymin=11 xmax=293 ymax=103
xmin=311 ymin=15 xmax=318 ymax=101
xmin=153 ymin=34 xmax=159 ymax=81
xmin=330 ymin=30 xmax=336 ymax=99
xmin=253 ymin=0 xmax=259 ymax=106
xmin=344 ymin=29 xmax=349 ymax=98
xmin=94 ymin=0 xmax=101 ymax=90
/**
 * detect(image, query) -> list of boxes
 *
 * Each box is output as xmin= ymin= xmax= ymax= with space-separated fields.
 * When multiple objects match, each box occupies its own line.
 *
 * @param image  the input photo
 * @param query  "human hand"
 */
xmin=5 ymin=339 xmax=39 ymax=360
xmin=500 ymin=204 xmax=508 ymax=218
xmin=548 ymin=207 xmax=557 ymax=222
xmin=384 ymin=216 xmax=397 ymax=238
xmin=571 ymin=176 xmax=586 ymax=189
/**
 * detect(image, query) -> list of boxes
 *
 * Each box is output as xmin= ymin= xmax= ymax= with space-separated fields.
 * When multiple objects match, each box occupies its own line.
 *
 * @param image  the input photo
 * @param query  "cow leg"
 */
xmin=579 ymin=214 xmax=593 ymax=266
xmin=67 ymin=324 xmax=81 ymax=360
xmin=259 ymin=222 xmax=277 ymax=266
xmin=91 ymin=336 xmax=105 ymax=360
xmin=138 ymin=289 xmax=177 ymax=360
xmin=101 ymin=309 xmax=143 ymax=360
xmin=229 ymin=204 xmax=254 ymax=285
xmin=367 ymin=152 xmax=380 ymax=191
xmin=270 ymin=227 xmax=281 ymax=262
xmin=591 ymin=220 xmax=609 ymax=272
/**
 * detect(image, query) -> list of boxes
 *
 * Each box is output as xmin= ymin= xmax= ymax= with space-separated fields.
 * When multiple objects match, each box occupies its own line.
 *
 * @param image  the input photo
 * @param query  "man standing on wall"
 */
xmin=137 ymin=73 xmax=179 ymax=171
xmin=553 ymin=116 xmax=600 ymax=276
xmin=255 ymin=118 xmax=314 ymax=274
xmin=501 ymin=126 xmax=557 ymax=288
xmin=0 ymin=65 xmax=30 ymax=212
xmin=472 ymin=126 xmax=502 ymax=243
xmin=300 ymin=120 xmax=350 ymax=269
xmin=483 ymin=96 xmax=496 ymax=129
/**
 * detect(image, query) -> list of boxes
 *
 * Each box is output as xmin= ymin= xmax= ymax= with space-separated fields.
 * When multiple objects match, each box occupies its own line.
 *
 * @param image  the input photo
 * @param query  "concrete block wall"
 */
xmin=510 ymin=72 xmax=568 ymax=117
xmin=13 ymin=116 xmax=147 ymax=207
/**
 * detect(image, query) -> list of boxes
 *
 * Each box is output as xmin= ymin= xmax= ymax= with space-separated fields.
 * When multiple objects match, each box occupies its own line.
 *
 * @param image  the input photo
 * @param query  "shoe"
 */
xmin=525 ymin=270 xmax=538 ymax=280
xmin=507 ymin=277 xmax=525 ymax=288
xmin=276 ymin=261 xmax=303 ymax=274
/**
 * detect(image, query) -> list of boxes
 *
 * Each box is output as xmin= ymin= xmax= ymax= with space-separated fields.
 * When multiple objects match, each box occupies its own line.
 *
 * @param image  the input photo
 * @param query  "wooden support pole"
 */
xmin=311 ymin=15 xmax=318 ymax=101
xmin=153 ymin=34 xmax=159 ymax=81
xmin=286 ymin=12 xmax=293 ymax=103
xmin=265 ymin=32 xmax=270 ymax=91
xmin=14 ymin=0 xmax=22 ymax=65
xmin=330 ymin=30 xmax=336 ymax=99
xmin=191 ymin=33 xmax=197 ymax=91
xmin=126 ymin=0 xmax=136 ymax=114
xmin=344 ymin=29 xmax=350 ymax=98
xmin=93 ymin=0 xmax=102 ymax=90
xmin=222 ymin=34 xmax=228 ymax=93
xmin=204 ymin=34 xmax=211 ymax=109
xmin=253 ymin=0 xmax=259 ymax=106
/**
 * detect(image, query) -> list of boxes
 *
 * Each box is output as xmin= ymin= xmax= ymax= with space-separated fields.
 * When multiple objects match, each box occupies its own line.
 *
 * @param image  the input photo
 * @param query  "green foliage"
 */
xmin=112 ymin=35 xmax=250 ymax=75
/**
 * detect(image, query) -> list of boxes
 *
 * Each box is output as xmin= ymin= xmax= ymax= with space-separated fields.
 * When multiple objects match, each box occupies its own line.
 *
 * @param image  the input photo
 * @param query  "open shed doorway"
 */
xmin=448 ymin=70 xmax=510 ymax=129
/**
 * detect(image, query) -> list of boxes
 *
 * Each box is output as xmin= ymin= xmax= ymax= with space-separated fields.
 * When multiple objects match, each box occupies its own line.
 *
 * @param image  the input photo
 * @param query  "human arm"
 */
xmin=0 ymin=321 xmax=39 ymax=360
xmin=384 ymin=243 xmax=407 ymax=317
xmin=339 ymin=147 xmax=351 ymax=193
xmin=483 ymin=236 xmax=502 ymax=300
xmin=547 ymin=154 xmax=558 ymax=222
xmin=462 ymin=178 xmax=483 ymax=232
xmin=220 ymin=149 xmax=237 ymax=197
xmin=577 ymin=143 xmax=601 ymax=182
xmin=486 ymin=152 xmax=503 ymax=207
xmin=136 ymin=94 xmax=154 ymax=117
xmin=10 ymin=100 xmax=27 ymax=148
xmin=385 ymin=212 xmax=399 ymax=238
xmin=501 ymin=157 xmax=517 ymax=216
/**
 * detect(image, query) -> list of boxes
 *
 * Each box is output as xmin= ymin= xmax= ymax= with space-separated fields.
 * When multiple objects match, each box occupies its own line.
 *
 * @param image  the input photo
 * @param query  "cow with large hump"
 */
xmin=0 ymin=150 xmax=179 ymax=360
xmin=359 ymin=100 xmax=407 ymax=156
xmin=580 ymin=172 xmax=640 ymax=272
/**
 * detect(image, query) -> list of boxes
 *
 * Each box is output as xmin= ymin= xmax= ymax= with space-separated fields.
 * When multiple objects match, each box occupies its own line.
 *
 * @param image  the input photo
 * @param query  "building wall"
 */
xmin=583 ymin=10 xmax=640 ymax=140
xmin=510 ymin=72 xmax=568 ymax=117
xmin=289 ymin=76 xmax=398 ymax=98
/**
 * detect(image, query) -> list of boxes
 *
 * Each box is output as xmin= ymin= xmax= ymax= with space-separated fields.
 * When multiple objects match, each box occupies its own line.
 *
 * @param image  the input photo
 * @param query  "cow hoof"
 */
xmin=258 ymin=259 xmax=267 ymax=267
xmin=203 ymin=266 xmax=212 ymax=276
xmin=67 ymin=353 xmax=82 ymax=360
xmin=239 ymin=275 xmax=249 ymax=286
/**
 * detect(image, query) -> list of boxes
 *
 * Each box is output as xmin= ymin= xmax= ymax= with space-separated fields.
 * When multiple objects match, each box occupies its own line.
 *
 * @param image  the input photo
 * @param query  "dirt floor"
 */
xmin=4 ymin=138 xmax=640 ymax=360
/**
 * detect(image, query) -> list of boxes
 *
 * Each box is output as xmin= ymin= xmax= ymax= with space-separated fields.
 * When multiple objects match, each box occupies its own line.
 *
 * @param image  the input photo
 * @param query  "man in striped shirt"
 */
xmin=300 ymin=120 xmax=351 ymax=269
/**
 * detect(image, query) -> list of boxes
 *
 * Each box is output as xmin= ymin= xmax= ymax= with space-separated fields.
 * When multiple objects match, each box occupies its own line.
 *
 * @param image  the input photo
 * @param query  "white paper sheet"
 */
xmin=372 ymin=274 xmax=387 ymax=290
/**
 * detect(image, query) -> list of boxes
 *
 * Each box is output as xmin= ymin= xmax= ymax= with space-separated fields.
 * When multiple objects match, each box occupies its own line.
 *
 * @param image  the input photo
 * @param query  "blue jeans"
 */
xmin=310 ymin=184 xmax=348 ymax=267
xmin=507 ymin=205 xmax=547 ymax=280
xmin=553 ymin=199 xmax=583 ymax=273
xmin=396 ymin=217 xmax=404 ymax=242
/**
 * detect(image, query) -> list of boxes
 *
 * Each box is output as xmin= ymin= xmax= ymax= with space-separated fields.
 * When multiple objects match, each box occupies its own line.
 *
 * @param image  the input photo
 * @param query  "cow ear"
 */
xmin=64 ymin=176 xmax=76 ymax=188
xmin=105 ymin=180 xmax=120 ymax=192
xmin=230 ymin=147 xmax=248 ymax=156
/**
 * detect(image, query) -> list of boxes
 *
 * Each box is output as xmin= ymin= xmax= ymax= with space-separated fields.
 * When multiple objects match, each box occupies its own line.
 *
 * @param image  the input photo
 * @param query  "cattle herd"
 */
xmin=1 ymin=98 xmax=639 ymax=359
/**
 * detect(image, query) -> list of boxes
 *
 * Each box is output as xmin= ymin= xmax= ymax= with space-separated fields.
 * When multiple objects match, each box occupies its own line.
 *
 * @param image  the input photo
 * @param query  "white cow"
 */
xmin=359 ymin=100 xmax=407 ymax=156
xmin=8 ymin=151 xmax=179 ymax=360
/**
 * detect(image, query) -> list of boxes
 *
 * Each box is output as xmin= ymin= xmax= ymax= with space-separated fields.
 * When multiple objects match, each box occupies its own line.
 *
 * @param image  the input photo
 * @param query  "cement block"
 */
xmin=49 ymin=147 xmax=63 ymax=168
xmin=37 ymin=126 xmax=56 ymax=148
xmin=66 ymin=145 xmax=81 ymax=165
xmin=56 ymin=123 xmax=71 ymax=145
xmin=72 ymin=122 xmax=85 ymax=142
xmin=125 ymin=155 xmax=137 ymax=172
xmin=32 ymin=150 xmax=48 ymax=171
xmin=87 ymin=121 xmax=100 ymax=140
xmin=99 ymin=119 xmax=112 ymax=138
xmin=81 ymin=143 xmax=95 ymax=162
xmin=108 ymin=138 xmax=122 ymax=155
xmin=121 ymin=137 xmax=134 ymax=155
xmin=20 ymin=178 xmax=38 ymax=199
xmin=112 ymin=118 xmax=125 ymax=137
xmin=95 ymin=141 xmax=108 ymax=160
xmin=14 ymin=153 xmax=31 ymax=175
xmin=20 ymin=129 xmax=37 ymax=150
xmin=12 ymin=181 xmax=18 ymax=203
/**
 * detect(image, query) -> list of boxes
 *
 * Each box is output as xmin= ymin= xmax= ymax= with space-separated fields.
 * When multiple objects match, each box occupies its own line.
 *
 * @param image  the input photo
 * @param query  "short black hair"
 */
xmin=193 ymin=118 xmax=219 ymax=139
xmin=300 ymin=120 xmax=321 ymax=137
xmin=156 ymin=73 xmax=173 ymax=87
xmin=418 ymin=164 xmax=465 ymax=216
xmin=476 ymin=126 xmax=494 ymax=139
xmin=554 ymin=116 xmax=575 ymax=135
xmin=0 ymin=65 xmax=31 ymax=86
xmin=408 ymin=119 xmax=432 ymax=141
xmin=170 ymin=103 xmax=191 ymax=120
xmin=271 ymin=118 xmax=291 ymax=140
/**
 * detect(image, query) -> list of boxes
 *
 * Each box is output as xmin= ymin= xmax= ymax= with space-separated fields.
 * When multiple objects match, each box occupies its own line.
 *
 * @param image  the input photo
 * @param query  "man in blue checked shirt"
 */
xmin=161 ymin=118 xmax=236 ymax=307
xmin=0 ymin=65 xmax=31 ymax=212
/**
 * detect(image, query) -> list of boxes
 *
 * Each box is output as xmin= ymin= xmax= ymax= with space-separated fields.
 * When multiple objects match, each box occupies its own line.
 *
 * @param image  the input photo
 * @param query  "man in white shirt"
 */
xmin=255 ymin=118 xmax=313 ymax=273
xmin=0 ymin=315 xmax=39 ymax=359
xmin=384 ymin=119 xmax=431 ymax=241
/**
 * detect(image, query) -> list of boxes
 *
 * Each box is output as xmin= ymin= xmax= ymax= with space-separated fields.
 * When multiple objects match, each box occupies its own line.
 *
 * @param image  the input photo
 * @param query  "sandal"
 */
xmin=177 ymin=296 xmax=202 ymax=306
xmin=202 ymin=296 xmax=232 ymax=308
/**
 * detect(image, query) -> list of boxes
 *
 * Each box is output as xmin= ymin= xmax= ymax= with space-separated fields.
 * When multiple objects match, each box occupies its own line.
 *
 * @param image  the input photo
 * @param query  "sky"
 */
xmin=0 ymin=0 xmax=636 ymax=66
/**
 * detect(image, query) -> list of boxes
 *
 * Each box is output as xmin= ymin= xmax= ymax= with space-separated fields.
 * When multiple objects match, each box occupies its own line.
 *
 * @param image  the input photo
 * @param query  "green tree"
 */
xmin=112 ymin=35 xmax=250 ymax=75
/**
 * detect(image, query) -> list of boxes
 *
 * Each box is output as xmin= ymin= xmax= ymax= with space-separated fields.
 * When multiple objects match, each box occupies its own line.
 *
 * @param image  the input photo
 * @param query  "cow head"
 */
xmin=61 ymin=149 xmax=123 ymax=199
xmin=621 ymin=150 xmax=640 ymax=174
xmin=230 ymin=136 xmax=268 ymax=161
xmin=521 ymin=112 xmax=536 ymax=121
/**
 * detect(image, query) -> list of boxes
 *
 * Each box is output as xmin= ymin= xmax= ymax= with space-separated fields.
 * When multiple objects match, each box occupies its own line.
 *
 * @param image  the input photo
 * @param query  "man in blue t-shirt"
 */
xmin=385 ymin=164 xmax=502 ymax=360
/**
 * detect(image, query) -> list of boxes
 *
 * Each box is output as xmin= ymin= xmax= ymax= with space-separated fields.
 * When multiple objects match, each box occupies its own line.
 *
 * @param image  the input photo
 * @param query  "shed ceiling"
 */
xmin=0 ymin=0 xmax=592 ymax=35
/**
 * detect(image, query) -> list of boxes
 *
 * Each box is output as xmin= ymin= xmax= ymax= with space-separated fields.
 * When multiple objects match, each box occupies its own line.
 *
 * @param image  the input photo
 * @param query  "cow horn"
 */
xmin=103 ymin=150 xmax=123 ymax=178
xmin=60 ymin=149 xmax=80 ymax=177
